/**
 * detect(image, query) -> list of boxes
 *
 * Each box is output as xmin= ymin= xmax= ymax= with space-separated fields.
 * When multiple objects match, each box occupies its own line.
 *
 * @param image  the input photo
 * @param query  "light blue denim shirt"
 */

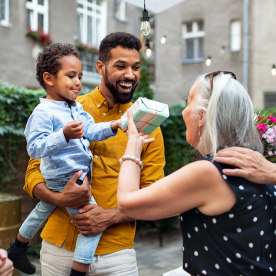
xmin=25 ymin=97 xmax=116 ymax=181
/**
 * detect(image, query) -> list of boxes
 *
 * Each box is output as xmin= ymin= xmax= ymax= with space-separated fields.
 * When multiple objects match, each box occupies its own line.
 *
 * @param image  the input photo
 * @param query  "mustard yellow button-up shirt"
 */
xmin=24 ymin=87 xmax=165 ymax=255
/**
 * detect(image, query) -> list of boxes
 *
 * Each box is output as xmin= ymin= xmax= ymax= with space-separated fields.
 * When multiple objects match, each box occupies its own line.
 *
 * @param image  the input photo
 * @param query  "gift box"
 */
xmin=121 ymin=97 xmax=169 ymax=134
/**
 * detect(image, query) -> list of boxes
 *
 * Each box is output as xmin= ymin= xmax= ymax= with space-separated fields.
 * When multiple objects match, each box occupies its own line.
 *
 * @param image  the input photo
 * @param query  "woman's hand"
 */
xmin=125 ymin=110 xmax=155 ymax=157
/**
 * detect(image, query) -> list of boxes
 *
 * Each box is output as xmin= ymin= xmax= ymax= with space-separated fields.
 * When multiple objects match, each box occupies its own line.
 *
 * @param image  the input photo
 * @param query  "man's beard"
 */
xmin=105 ymin=69 xmax=137 ymax=104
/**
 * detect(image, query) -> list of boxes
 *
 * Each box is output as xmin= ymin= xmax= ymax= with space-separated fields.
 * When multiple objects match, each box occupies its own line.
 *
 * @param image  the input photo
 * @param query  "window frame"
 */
xmin=114 ymin=0 xmax=127 ymax=22
xmin=1 ymin=0 xmax=10 ymax=27
xmin=230 ymin=19 xmax=241 ymax=52
xmin=26 ymin=0 xmax=49 ymax=33
xmin=182 ymin=20 xmax=205 ymax=63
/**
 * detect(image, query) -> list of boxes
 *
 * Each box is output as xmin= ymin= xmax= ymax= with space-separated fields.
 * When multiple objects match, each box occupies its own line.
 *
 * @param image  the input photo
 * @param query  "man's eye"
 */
xmin=133 ymin=66 xmax=140 ymax=71
xmin=116 ymin=65 xmax=124 ymax=69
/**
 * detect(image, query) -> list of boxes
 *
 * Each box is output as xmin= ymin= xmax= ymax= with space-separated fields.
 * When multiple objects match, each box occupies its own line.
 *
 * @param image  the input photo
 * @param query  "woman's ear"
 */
xmin=96 ymin=60 xmax=105 ymax=76
xmin=198 ymin=109 xmax=206 ymax=130
xmin=43 ymin=72 xmax=55 ymax=87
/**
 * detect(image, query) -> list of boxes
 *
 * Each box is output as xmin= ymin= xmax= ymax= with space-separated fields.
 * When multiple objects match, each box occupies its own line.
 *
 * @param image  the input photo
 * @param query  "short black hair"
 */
xmin=36 ymin=43 xmax=80 ymax=88
xmin=99 ymin=32 xmax=141 ymax=64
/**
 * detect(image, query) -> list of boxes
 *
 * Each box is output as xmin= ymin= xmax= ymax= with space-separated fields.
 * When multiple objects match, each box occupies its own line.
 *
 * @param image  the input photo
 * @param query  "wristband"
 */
xmin=119 ymin=155 xmax=143 ymax=170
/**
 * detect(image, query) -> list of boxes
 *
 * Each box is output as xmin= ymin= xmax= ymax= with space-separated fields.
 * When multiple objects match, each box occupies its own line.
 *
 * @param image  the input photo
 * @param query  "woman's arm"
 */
xmin=117 ymin=111 xmax=236 ymax=220
xmin=215 ymin=147 xmax=276 ymax=185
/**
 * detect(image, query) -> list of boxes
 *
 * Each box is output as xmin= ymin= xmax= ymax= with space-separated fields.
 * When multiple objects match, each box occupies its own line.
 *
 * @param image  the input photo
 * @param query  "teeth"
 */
xmin=120 ymin=82 xmax=132 ymax=88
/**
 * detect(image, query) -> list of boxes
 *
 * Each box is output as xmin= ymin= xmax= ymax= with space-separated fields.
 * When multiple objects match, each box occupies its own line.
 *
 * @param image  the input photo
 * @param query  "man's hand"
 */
xmin=71 ymin=205 xmax=132 ymax=235
xmin=33 ymin=171 xmax=91 ymax=208
xmin=215 ymin=147 xmax=276 ymax=185
xmin=59 ymin=172 xmax=91 ymax=208
xmin=0 ymin=249 xmax=13 ymax=276
xmin=63 ymin=120 xmax=84 ymax=141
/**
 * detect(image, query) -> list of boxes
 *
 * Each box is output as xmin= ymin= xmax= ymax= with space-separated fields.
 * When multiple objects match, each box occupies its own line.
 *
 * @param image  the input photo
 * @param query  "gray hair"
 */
xmin=193 ymin=72 xmax=263 ymax=158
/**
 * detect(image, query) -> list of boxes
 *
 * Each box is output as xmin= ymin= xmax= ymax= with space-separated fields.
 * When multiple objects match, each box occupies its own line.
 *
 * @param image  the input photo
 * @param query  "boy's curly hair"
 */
xmin=99 ymin=32 xmax=141 ymax=64
xmin=36 ymin=43 xmax=80 ymax=88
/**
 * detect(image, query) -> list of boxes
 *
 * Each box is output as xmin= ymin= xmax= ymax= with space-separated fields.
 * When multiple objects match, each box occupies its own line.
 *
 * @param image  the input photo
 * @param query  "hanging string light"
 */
xmin=140 ymin=0 xmax=151 ymax=36
xmin=205 ymin=56 xmax=212 ymax=67
xmin=145 ymin=39 xmax=152 ymax=57
xmin=272 ymin=64 xmax=276 ymax=76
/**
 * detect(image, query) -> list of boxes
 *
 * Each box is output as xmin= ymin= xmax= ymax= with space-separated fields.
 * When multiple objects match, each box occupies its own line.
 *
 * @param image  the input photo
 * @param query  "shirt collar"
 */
xmin=39 ymin=96 xmax=77 ymax=107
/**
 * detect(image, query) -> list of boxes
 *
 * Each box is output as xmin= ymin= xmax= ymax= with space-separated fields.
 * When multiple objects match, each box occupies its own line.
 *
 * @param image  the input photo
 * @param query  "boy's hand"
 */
xmin=111 ymin=119 xmax=122 ymax=131
xmin=63 ymin=120 xmax=84 ymax=141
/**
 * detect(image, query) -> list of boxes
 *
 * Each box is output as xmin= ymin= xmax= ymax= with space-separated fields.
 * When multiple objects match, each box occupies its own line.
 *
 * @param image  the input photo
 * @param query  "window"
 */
xmin=230 ymin=20 xmax=241 ymax=52
xmin=114 ymin=0 xmax=126 ymax=22
xmin=77 ymin=0 xmax=106 ymax=84
xmin=77 ymin=0 xmax=106 ymax=48
xmin=264 ymin=92 xmax=276 ymax=108
xmin=26 ymin=0 xmax=49 ymax=32
xmin=1 ymin=0 xmax=10 ymax=26
xmin=182 ymin=20 xmax=204 ymax=63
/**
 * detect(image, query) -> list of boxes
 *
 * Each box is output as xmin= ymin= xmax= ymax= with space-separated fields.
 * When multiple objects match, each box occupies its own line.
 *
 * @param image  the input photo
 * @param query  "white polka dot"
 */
xmin=253 ymin=217 xmax=258 ymax=222
xmin=247 ymin=205 xmax=252 ymax=210
xmin=184 ymin=263 xmax=188 ymax=268
xmin=260 ymin=194 xmax=263 ymax=197
xmin=215 ymin=264 xmax=220 ymax=269
xmin=253 ymin=194 xmax=256 ymax=197
xmin=204 ymin=246 xmax=208 ymax=251
xmin=249 ymin=243 xmax=254 ymax=248
xmin=222 ymin=174 xmax=227 ymax=179
xmin=269 ymin=267 xmax=273 ymax=272
xmin=250 ymin=265 xmax=254 ymax=270
xmin=260 ymin=230 xmax=264 ymax=236
xmin=180 ymin=216 xmax=183 ymax=221
xmin=269 ymin=254 xmax=272 ymax=259
xmin=236 ymin=253 xmax=241 ymax=258
xmin=265 ymin=205 xmax=268 ymax=210
xmin=239 ymin=185 xmax=244 ymax=190
xmin=226 ymin=257 xmax=231 ymax=263
xmin=194 ymin=251 xmax=198 ymax=256
xmin=223 ymin=236 xmax=228 ymax=241
xmin=182 ymin=246 xmax=185 ymax=251
xmin=203 ymin=223 xmax=207 ymax=229
xmin=228 ymin=214 xmax=234 ymax=219
xmin=202 ymin=270 xmax=207 ymax=275
xmin=236 ymin=228 xmax=242 ymax=233
xmin=212 ymin=218 xmax=217 ymax=224
xmin=265 ymin=244 xmax=269 ymax=249
xmin=194 ymin=227 xmax=199 ymax=232
xmin=240 ymin=197 xmax=244 ymax=200
xmin=274 ymin=230 xmax=276 ymax=235
xmin=270 ymin=219 xmax=273 ymax=224
xmin=256 ymin=256 xmax=260 ymax=261
xmin=187 ymin=233 xmax=191 ymax=238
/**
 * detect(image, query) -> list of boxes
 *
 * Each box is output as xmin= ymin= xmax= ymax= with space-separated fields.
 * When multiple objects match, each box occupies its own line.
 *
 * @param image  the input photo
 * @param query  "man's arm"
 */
xmin=24 ymin=158 xmax=91 ymax=208
xmin=215 ymin=147 xmax=276 ymax=185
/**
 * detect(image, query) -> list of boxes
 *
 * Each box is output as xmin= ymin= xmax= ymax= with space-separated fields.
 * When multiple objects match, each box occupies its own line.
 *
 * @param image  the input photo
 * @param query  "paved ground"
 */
xmin=19 ymin=228 xmax=183 ymax=276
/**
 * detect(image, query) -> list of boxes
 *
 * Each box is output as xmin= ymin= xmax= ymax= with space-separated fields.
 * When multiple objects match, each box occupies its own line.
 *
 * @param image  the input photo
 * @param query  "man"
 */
xmin=23 ymin=32 xmax=165 ymax=275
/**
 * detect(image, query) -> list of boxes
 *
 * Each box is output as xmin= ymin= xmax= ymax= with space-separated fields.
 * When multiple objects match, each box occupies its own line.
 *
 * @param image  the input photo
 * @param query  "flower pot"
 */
xmin=0 ymin=193 xmax=21 ymax=276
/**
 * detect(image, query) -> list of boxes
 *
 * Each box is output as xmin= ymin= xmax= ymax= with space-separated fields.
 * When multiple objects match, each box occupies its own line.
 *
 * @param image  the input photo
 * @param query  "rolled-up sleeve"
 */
xmin=24 ymin=158 xmax=45 ymax=198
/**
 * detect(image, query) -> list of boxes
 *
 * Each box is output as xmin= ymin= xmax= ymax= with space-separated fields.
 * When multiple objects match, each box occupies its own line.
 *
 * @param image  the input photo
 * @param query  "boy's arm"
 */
xmin=25 ymin=110 xmax=68 ymax=159
xmin=24 ymin=158 xmax=91 ymax=208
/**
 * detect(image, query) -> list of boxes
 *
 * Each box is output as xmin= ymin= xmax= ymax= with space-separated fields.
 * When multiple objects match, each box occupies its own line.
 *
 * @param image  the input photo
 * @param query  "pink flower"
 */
xmin=268 ymin=115 xmax=276 ymax=123
xmin=256 ymin=123 xmax=267 ymax=132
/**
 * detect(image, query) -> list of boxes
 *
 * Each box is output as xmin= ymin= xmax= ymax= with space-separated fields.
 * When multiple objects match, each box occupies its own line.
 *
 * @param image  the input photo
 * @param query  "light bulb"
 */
xmin=146 ymin=48 xmax=152 ymax=57
xmin=140 ymin=9 xmax=151 ymax=36
xmin=272 ymin=65 xmax=276 ymax=76
xmin=206 ymin=56 xmax=212 ymax=67
xmin=161 ymin=35 xmax=167 ymax=44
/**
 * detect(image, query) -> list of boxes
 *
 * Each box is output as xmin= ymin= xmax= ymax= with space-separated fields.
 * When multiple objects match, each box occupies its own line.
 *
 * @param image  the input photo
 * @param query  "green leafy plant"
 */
xmin=75 ymin=40 xmax=99 ymax=55
xmin=26 ymin=28 xmax=53 ymax=45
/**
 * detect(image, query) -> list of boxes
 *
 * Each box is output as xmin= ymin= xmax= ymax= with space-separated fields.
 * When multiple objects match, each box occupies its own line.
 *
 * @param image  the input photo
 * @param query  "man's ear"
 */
xmin=96 ymin=60 xmax=105 ymax=76
xmin=43 ymin=72 xmax=55 ymax=87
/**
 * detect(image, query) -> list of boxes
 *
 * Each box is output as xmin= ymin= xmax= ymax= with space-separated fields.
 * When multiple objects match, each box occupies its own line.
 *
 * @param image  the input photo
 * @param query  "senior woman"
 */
xmin=117 ymin=71 xmax=276 ymax=275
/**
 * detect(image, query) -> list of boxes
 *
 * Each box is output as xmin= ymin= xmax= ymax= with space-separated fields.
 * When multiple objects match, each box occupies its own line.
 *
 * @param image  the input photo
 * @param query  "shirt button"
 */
xmin=103 ymin=101 xmax=106 ymax=104
xmin=94 ymin=155 xmax=98 ymax=158
xmin=97 ymin=104 xmax=100 ymax=108
xmin=119 ymin=110 xmax=122 ymax=113
xmin=103 ymin=113 xmax=106 ymax=116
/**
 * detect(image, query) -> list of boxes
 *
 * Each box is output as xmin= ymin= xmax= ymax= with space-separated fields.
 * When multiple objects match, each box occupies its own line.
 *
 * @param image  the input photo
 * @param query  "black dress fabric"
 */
xmin=180 ymin=156 xmax=276 ymax=276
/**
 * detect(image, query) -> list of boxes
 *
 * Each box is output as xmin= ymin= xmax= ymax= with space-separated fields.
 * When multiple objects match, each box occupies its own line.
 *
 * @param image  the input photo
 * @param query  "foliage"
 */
xmin=26 ymin=28 xmax=53 ymax=45
xmin=255 ymin=108 xmax=276 ymax=162
xmin=76 ymin=40 xmax=99 ymax=55
xmin=133 ymin=54 xmax=154 ymax=101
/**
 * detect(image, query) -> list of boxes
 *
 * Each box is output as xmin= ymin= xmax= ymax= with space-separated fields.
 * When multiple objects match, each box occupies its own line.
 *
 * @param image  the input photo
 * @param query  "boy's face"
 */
xmin=47 ymin=55 xmax=83 ymax=101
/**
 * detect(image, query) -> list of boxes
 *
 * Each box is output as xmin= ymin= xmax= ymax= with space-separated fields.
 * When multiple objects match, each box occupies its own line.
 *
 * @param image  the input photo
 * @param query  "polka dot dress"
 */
xmin=180 ymin=156 xmax=276 ymax=275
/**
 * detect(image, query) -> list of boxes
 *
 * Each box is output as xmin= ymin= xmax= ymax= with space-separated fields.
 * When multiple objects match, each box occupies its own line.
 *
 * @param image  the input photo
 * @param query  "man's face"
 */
xmin=104 ymin=46 xmax=140 ymax=104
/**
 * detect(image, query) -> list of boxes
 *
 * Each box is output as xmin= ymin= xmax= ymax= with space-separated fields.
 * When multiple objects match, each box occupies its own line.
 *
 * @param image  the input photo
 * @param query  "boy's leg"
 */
xmin=66 ymin=196 xmax=102 ymax=272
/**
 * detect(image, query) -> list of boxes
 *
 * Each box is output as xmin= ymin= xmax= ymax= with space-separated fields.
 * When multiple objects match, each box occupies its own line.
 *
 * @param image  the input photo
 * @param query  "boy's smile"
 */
xmin=45 ymin=55 xmax=83 ymax=102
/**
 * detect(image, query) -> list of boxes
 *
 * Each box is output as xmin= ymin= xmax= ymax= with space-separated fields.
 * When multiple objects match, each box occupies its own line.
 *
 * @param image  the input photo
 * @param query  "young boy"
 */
xmin=7 ymin=43 xmax=122 ymax=276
